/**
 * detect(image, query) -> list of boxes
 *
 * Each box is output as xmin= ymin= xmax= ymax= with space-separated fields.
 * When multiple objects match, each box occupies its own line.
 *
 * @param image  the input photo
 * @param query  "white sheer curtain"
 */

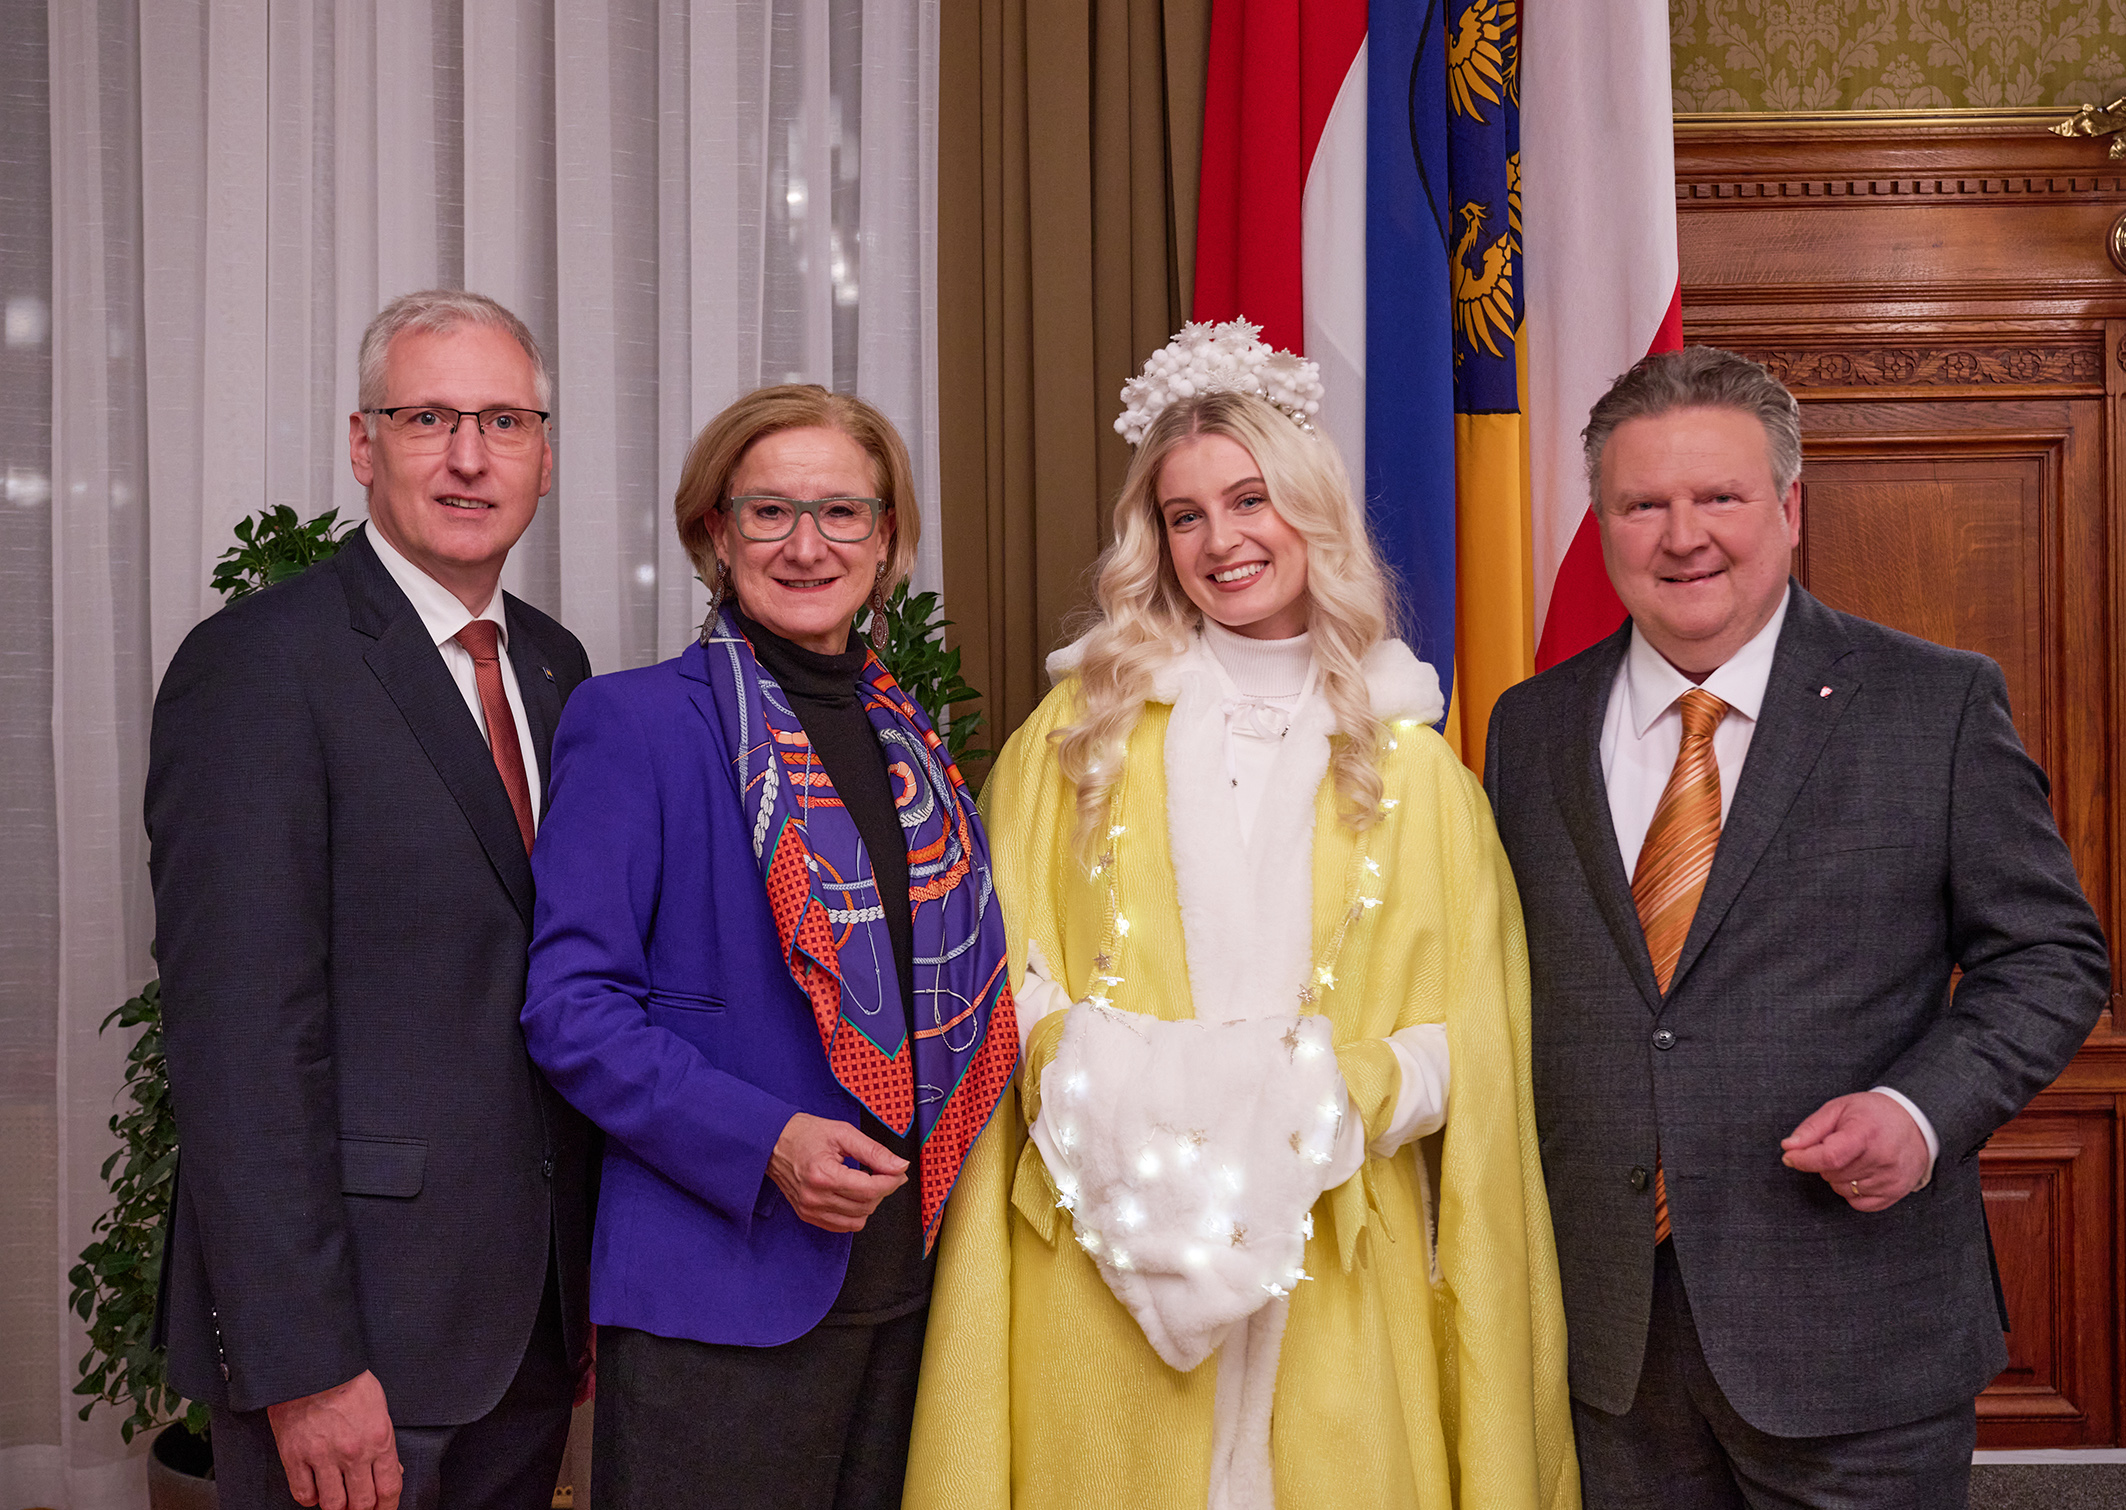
xmin=1 ymin=2 xmax=940 ymax=1504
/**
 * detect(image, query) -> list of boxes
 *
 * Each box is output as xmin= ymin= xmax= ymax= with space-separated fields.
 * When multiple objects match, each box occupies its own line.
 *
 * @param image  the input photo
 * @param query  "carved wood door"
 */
xmin=1677 ymin=115 xmax=2124 ymax=1449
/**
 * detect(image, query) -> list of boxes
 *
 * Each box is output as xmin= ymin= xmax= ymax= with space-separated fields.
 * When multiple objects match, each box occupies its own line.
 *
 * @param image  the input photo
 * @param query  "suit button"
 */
xmin=1652 ymin=1028 xmax=1676 ymax=1050
xmin=541 ymin=1157 xmax=555 ymax=1180
xmin=1629 ymin=1166 xmax=1649 ymax=1192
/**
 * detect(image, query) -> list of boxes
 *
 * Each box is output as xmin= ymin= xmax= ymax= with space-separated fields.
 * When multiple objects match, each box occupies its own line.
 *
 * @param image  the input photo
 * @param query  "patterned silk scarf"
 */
xmin=702 ymin=610 xmax=1018 ymax=1247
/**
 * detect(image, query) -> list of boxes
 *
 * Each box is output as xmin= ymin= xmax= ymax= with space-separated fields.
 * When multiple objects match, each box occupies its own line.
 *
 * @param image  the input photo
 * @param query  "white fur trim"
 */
xmin=1048 ymin=628 xmax=1446 ymax=731
xmin=1209 ymin=1298 xmax=1288 ymax=1510
xmin=1359 ymin=638 xmax=1446 ymax=725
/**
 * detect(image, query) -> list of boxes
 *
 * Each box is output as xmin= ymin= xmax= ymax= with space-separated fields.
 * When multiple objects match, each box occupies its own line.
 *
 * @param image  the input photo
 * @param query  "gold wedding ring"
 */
xmin=1849 ymin=1180 xmax=1861 ymax=1196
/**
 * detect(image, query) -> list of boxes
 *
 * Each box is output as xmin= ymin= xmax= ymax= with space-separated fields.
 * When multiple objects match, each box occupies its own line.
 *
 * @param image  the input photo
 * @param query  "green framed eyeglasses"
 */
xmin=726 ymin=495 xmax=886 ymax=543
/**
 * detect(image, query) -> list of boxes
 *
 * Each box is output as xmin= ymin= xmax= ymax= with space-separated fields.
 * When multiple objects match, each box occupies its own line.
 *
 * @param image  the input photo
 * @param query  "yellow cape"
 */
xmin=907 ymin=681 xmax=1578 ymax=1509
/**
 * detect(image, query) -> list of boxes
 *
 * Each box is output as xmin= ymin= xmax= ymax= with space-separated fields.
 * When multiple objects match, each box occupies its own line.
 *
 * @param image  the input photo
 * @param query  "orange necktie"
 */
xmin=455 ymin=620 xmax=537 ymax=854
xmin=1632 ymin=687 xmax=1728 ymax=1244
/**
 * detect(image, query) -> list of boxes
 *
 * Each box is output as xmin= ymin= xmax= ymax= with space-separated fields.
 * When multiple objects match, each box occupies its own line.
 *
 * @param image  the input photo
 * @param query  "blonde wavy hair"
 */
xmin=1054 ymin=389 xmax=1395 ymax=858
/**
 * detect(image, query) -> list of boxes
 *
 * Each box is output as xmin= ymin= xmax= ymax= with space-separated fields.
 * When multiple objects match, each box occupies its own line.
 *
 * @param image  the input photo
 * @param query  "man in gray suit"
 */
xmin=1485 ymin=346 xmax=2109 ymax=1507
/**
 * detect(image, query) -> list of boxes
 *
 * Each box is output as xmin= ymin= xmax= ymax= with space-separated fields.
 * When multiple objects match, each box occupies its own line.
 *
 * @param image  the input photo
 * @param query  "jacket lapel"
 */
xmin=338 ymin=527 xmax=536 ymax=923
xmin=1550 ymin=623 xmax=1666 ymax=1014
xmin=504 ymin=597 xmax=564 ymax=801
xmin=1666 ymin=584 xmax=1860 ymax=996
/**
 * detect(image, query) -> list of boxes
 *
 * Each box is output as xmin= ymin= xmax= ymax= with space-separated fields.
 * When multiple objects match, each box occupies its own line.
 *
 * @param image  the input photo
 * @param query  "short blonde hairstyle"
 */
xmin=1054 ymin=389 xmax=1396 ymax=856
xmin=673 ymin=385 xmax=920 ymax=592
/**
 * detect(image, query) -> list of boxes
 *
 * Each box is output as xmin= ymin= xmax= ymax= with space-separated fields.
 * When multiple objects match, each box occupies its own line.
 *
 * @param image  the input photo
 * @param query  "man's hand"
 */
xmin=265 ymin=1369 xmax=402 ymax=1510
xmin=573 ymin=1324 xmax=596 ymax=1408
xmin=770 ymin=1112 xmax=908 ymax=1232
xmin=1780 ymin=1092 xmax=1931 ymax=1212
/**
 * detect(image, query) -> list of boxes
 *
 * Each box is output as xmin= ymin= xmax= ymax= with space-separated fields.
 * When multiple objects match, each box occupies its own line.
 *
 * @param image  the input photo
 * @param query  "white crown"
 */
xmin=1113 ymin=319 xmax=1325 ymax=446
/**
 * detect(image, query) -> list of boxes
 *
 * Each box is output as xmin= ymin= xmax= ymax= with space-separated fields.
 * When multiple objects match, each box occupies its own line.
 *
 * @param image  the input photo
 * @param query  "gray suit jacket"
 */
xmin=1484 ymin=583 xmax=2109 ymax=1436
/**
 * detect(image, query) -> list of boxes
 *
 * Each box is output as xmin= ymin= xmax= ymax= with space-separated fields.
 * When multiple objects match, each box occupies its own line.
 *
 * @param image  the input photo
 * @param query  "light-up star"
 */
xmin=1315 ymin=967 xmax=1337 ymax=989
xmin=1363 ymin=858 xmax=1382 ymax=877
xmin=1280 ymin=1022 xmax=1304 ymax=1057
xmin=1094 ymin=952 xmax=1113 ymax=972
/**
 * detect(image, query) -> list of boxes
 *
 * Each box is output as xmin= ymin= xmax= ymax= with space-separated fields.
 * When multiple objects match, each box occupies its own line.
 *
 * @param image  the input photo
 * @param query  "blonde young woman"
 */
xmin=904 ymin=324 xmax=1576 ymax=1510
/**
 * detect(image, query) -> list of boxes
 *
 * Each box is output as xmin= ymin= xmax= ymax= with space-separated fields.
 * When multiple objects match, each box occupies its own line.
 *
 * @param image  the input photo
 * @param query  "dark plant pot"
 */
xmin=147 ymin=1422 xmax=216 ymax=1510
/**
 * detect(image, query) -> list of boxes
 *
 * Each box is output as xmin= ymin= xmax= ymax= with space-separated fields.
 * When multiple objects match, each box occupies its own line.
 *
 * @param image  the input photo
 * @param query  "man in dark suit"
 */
xmin=147 ymin=290 xmax=595 ymax=1510
xmin=1485 ymin=346 xmax=2109 ymax=1507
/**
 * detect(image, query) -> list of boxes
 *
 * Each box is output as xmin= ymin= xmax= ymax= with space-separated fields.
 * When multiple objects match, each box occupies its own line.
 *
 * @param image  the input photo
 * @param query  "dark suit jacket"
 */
xmin=145 ymin=525 xmax=595 ymax=1423
xmin=1485 ymin=583 xmax=2109 ymax=1437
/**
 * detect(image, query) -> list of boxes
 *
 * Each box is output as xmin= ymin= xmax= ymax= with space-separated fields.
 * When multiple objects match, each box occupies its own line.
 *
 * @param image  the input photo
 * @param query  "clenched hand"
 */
xmin=1780 ymin=1091 xmax=1931 ymax=1212
xmin=770 ymin=1112 xmax=909 ymax=1232
xmin=266 ymin=1369 xmax=402 ymax=1510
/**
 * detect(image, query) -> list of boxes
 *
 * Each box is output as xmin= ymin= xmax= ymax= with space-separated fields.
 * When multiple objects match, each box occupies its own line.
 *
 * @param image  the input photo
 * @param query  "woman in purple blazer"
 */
xmin=521 ymin=386 xmax=1018 ymax=1510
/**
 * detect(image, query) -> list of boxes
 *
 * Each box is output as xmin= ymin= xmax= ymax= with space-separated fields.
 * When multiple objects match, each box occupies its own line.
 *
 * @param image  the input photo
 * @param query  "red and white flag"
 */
xmin=1524 ymin=1 xmax=1681 ymax=669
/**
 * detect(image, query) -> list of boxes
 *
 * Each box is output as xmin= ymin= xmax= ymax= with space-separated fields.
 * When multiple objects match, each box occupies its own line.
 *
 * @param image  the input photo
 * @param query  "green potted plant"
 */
xmin=860 ymin=583 xmax=991 ymax=768
xmin=70 ymin=506 xmax=349 ymax=1508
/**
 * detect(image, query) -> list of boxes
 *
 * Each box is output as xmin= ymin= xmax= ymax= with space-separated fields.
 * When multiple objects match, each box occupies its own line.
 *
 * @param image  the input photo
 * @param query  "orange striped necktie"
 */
xmin=1633 ymin=687 xmax=1729 ymax=1244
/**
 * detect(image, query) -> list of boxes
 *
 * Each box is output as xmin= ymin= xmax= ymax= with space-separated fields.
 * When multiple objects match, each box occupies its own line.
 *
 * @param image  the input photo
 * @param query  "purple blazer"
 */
xmin=523 ymin=641 xmax=870 ymax=1346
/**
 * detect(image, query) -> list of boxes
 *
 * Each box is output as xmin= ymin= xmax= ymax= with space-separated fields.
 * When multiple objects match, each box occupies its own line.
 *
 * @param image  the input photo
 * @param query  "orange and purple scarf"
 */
xmin=704 ymin=609 xmax=1017 ymax=1248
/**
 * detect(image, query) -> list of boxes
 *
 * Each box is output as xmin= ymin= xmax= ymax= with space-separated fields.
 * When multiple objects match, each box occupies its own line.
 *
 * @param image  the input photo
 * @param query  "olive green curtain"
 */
xmin=936 ymin=0 xmax=1211 ymax=754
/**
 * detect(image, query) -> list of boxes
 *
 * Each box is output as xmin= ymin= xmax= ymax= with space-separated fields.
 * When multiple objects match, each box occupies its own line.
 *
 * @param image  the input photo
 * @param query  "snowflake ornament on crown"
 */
xmin=1113 ymin=319 xmax=1325 ymax=447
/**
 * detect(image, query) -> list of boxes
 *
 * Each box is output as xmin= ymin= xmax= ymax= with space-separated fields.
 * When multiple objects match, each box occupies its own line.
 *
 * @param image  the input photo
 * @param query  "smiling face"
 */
xmin=1157 ymin=432 xmax=1310 ymax=640
xmin=717 ymin=425 xmax=894 ymax=655
xmin=348 ymin=322 xmax=552 ymax=612
xmin=1595 ymin=405 xmax=1802 ymax=679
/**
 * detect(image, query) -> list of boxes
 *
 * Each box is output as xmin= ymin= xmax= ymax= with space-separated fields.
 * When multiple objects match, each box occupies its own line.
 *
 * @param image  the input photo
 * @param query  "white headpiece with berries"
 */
xmin=1113 ymin=318 xmax=1325 ymax=447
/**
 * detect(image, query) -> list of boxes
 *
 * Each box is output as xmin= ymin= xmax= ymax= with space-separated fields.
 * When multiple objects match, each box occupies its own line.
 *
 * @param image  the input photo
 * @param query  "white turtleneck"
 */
xmin=1201 ymin=618 xmax=1315 ymax=847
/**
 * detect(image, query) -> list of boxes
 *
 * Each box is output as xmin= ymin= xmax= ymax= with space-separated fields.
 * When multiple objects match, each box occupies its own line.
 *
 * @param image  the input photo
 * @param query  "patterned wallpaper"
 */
xmin=1672 ymin=0 xmax=2126 ymax=112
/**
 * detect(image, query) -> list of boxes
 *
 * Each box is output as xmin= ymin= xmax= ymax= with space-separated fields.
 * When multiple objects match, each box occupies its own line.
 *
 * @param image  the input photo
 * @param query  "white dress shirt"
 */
xmin=1599 ymin=589 xmax=1937 ymax=1181
xmin=368 ymin=525 xmax=543 ymax=826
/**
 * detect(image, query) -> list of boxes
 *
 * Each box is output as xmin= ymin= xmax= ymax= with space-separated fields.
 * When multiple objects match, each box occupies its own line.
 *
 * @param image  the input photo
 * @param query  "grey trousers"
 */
xmin=589 ymin=1304 xmax=928 ymax=1510
xmin=1572 ymin=1242 xmax=1976 ymax=1510
xmin=208 ymin=1273 xmax=572 ymax=1510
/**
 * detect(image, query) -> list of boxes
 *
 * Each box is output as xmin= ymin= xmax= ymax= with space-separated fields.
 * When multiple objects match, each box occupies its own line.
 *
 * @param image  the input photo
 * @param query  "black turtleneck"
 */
xmin=733 ymin=606 xmax=932 ymax=1322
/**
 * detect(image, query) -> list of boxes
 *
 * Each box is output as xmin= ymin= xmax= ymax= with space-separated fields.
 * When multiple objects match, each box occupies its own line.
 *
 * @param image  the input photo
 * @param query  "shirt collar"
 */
xmin=365 ymin=522 xmax=508 ymax=651
xmin=1625 ymin=586 xmax=1790 ymax=738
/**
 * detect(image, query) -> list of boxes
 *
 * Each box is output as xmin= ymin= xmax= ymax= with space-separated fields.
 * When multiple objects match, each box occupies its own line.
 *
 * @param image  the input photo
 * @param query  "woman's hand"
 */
xmin=770 ymin=1112 xmax=910 ymax=1232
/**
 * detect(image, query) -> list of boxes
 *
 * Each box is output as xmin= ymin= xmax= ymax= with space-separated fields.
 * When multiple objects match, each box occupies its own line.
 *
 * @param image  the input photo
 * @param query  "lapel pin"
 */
xmin=543 ymin=666 xmax=554 ymax=682
xmin=1819 ymin=686 xmax=1833 ymax=697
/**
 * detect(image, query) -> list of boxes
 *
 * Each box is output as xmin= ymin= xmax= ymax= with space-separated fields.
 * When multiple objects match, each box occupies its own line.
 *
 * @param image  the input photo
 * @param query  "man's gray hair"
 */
xmin=1582 ymin=345 xmax=1801 ymax=502
xmin=356 ymin=289 xmax=552 ymax=413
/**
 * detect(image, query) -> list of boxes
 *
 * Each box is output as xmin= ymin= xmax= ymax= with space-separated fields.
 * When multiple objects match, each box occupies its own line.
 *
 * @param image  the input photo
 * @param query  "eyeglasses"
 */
xmin=365 ymin=406 xmax=551 ymax=456
xmin=726 ymin=495 xmax=885 ymax=543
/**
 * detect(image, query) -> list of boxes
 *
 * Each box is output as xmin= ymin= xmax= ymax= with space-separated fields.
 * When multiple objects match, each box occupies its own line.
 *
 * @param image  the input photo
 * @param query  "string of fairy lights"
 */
xmin=1038 ymin=718 xmax=1424 ymax=1296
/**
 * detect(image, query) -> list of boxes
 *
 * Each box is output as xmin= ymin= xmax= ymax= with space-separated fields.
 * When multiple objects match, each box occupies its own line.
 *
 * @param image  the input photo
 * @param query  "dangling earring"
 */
xmin=868 ymin=562 xmax=889 ymax=653
xmin=699 ymin=558 xmax=729 ymax=644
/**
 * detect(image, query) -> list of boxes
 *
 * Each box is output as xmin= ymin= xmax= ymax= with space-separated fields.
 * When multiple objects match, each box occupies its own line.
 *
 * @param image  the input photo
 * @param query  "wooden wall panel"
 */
xmin=1677 ymin=114 xmax=2124 ymax=1450
xmin=1978 ymin=1102 xmax=2117 ymax=1447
